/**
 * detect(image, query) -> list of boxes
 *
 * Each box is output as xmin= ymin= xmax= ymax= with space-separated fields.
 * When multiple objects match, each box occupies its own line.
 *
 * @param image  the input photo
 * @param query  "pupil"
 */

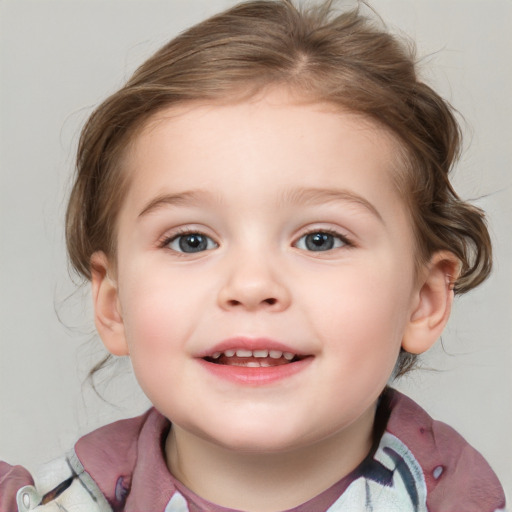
xmin=179 ymin=234 xmax=207 ymax=252
xmin=306 ymin=233 xmax=333 ymax=251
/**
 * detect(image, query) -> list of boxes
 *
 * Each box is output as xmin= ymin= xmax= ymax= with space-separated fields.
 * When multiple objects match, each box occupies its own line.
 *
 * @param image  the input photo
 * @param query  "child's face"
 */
xmin=102 ymin=89 xmax=423 ymax=453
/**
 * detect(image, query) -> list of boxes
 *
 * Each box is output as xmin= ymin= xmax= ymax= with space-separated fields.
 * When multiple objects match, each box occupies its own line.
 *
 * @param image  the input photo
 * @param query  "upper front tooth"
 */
xmin=220 ymin=349 xmax=293 ymax=359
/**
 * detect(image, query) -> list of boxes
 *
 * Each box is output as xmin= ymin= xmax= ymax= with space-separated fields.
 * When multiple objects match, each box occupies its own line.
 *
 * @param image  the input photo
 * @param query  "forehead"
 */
xmin=121 ymin=89 xmax=408 ymax=219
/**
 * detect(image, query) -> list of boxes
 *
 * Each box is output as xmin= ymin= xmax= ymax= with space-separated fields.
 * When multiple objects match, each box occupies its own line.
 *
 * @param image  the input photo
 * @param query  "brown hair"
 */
xmin=66 ymin=0 xmax=492 ymax=377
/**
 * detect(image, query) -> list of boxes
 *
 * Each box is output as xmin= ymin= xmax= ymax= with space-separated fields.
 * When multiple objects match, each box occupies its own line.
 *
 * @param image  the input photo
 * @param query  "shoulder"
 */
xmin=385 ymin=389 xmax=506 ymax=512
xmin=1 ymin=455 xmax=110 ymax=512
xmin=0 ymin=462 xmax=33 ymax=512
xmin=0 ymin=408 xmax=160 ymax=512
xmin=1 ymin=452 xmax=112 ymax=512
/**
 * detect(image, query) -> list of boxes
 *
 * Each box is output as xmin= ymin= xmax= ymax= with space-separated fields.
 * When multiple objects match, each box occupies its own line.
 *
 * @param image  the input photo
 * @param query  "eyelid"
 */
xmin=156 ymin=225 xmax=354 ymax=253
xmin=157 ymin=226 xmax=219 ymax=252
xmin=293 ymin=227 xmax=354 ymax=250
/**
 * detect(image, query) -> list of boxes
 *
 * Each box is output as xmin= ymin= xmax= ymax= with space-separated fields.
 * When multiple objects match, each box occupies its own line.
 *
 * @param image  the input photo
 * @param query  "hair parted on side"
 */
xmin=66 ymin=0 xmax=492 ymax=377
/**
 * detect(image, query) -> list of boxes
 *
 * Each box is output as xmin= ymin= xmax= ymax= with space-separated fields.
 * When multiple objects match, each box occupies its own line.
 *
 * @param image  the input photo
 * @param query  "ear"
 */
xmin=90 ymin=251 xmax=129 ymax=356
xmin=402 ymin=251 xmax=459 ymax=355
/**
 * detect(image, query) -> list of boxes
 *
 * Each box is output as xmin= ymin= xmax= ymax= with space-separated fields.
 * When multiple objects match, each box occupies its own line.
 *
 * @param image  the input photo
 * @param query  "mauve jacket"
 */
xmin=0 ymin=389 xmax=506 ymax=512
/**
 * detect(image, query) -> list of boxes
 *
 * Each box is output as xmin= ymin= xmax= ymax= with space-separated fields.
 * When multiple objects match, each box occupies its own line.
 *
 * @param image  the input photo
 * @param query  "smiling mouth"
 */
xmin=203 ymin=349 xmax=306 ymax=367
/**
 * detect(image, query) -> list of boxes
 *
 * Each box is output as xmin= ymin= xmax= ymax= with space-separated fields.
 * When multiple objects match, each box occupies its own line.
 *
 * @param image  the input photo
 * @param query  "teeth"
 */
xmin=242 ymin=361 xmax=273 ymax=368
xmin=210 ymin=349 xmax=298 ymax=360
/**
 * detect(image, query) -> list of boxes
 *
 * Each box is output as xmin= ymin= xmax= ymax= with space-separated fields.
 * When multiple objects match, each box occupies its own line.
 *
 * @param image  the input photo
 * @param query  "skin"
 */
xmin=91 ymin=88 xmax=457 ymax=512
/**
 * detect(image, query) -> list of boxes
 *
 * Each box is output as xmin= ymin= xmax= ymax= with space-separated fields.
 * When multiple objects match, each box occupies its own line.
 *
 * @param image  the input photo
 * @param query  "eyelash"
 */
xmin=158 ymin=228 xmax=218 ymax=254
xmin=157 ymin=227 xmax=354 ymax=254
xmin=294 ymin=228 xmax=354 ymax=252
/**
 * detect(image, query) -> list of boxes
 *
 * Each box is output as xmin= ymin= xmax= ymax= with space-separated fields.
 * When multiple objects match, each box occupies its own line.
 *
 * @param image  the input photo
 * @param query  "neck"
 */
xmin=165 ymin=405 xmax=376 ymax=512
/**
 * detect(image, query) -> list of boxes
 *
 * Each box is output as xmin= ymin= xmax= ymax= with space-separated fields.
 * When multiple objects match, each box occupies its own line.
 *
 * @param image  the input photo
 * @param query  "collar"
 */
xmin=73 ymin=389 xmax=505 ymax=512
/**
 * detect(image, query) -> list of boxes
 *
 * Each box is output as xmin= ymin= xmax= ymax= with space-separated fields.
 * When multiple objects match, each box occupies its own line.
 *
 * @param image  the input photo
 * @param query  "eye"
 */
xmin=295 ymin=231 xmax=348 ymax=252
xmin=167 ymin=232 xmax=218 ymax=253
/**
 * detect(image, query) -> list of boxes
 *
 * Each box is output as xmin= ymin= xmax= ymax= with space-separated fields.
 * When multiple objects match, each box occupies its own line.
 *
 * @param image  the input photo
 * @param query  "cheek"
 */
xmin=304 ymin=257 xmax=414 ymax=360
xmin=117 ymin=269 xmax=187 ymax=355
xmin=116 ymin=275 xmax=193 ymax=406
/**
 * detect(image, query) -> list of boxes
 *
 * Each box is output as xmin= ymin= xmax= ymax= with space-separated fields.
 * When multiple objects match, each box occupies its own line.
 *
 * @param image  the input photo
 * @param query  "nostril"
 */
xmin=225 ymin=297 xmax=277 ymax=308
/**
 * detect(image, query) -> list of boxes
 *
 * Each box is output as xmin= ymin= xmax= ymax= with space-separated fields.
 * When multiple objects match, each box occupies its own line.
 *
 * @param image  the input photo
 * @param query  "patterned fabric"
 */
xmin=0 ymin=389 xmax=506 ymax=512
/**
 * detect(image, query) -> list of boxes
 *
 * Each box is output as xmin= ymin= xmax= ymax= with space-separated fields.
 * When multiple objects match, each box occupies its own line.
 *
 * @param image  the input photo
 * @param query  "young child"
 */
xmin=0 ymin=1 xmax=507 ymax=511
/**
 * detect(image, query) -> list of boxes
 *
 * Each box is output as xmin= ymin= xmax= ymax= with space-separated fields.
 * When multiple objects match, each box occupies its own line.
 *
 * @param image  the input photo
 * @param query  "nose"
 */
xmin=217 ymin=253 xmax=291 ymax=312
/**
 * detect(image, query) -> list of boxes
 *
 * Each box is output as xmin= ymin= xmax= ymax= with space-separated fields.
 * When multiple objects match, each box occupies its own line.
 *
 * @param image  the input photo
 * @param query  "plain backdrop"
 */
xmin=1 ymin=0 xmax=511 ymax=502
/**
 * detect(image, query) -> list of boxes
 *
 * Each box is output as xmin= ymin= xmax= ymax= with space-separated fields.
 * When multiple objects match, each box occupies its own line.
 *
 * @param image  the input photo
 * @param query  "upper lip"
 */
xmin=197 ymin=337 xmax=309 ymax=358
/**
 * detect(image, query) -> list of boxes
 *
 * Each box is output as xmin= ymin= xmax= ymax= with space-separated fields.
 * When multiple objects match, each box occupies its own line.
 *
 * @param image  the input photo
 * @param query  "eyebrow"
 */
xmin=138 ymin=190 xmax=214 ymax=218
xmin=282 ymin=187 xmax=383 ymax=223
xmin=137 ymin=187 xmax=383 ymax=223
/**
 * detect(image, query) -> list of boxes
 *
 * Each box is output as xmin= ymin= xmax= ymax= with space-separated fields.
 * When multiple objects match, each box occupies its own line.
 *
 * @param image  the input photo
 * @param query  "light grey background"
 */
xmin=1 ymin=0 xmax=511 ymax=502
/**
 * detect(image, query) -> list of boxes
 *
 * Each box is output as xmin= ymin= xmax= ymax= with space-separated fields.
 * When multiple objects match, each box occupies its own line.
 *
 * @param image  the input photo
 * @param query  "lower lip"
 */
xmin=198 ymin=357 xmax=313 ymax=385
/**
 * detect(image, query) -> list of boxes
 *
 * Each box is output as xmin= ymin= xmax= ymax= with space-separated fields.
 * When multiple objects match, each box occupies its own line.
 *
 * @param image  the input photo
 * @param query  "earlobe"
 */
xmin=90 ymin=251 xmax=129 ymax=356
xmin=402 ymin=251 xmax=459 ymax=355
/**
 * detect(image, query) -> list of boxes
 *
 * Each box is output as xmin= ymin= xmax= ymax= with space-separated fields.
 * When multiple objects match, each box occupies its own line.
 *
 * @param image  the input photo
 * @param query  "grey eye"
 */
xmin=295 ymin=232 xmax=345 ymax=252
xmin=169 ymin=233 xmax=217 ymax=253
